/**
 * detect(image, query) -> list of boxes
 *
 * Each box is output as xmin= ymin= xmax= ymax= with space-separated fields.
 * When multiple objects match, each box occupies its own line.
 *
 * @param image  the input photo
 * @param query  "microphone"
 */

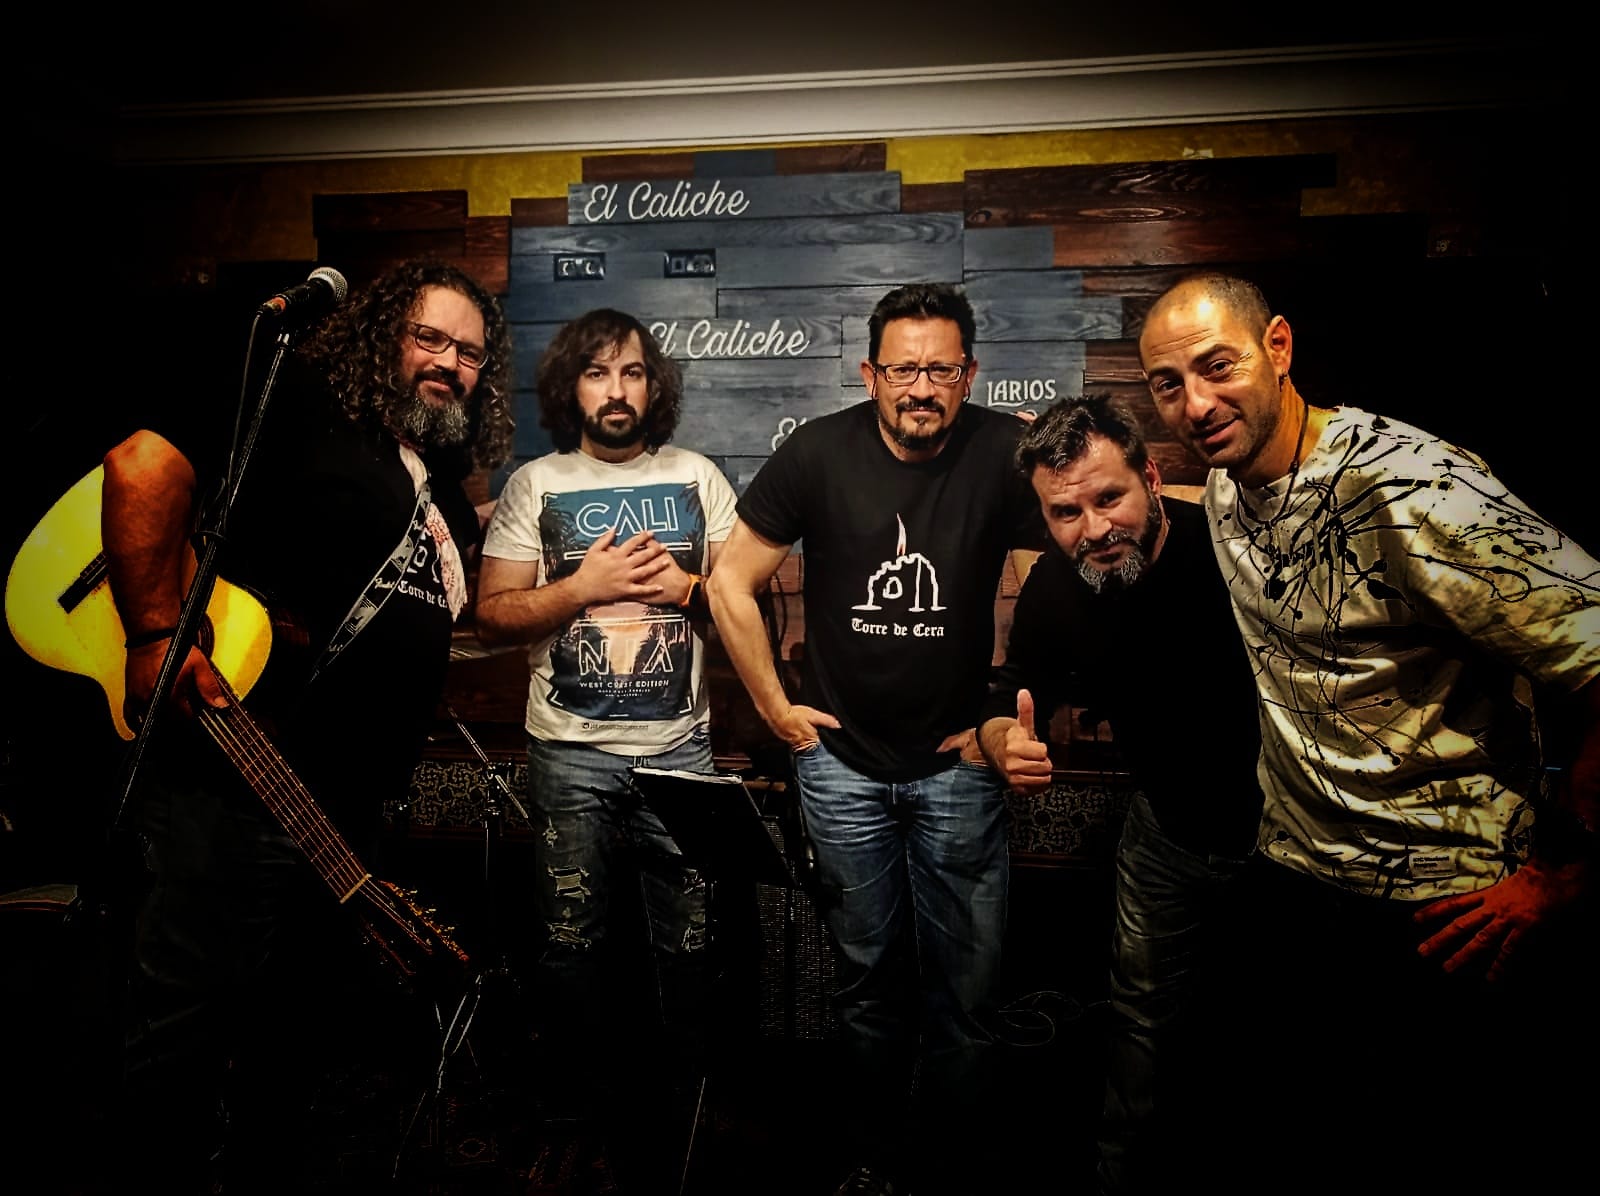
xmin=258 ymin=266 xmax=348 ymax=323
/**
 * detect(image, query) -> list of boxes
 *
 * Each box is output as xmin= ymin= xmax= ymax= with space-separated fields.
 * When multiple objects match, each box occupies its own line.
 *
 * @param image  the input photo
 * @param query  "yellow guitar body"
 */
xmin=5 ymin=465 xmax=273 ymax=741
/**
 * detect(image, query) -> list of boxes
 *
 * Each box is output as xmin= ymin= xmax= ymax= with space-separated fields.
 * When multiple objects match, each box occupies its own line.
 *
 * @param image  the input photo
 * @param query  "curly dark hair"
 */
xmin=537 ymin=308 xmax=682 ymax=454
xmin=1015 ymin=392 xmax=1149 ymax=477
xmin=867 ymin=283 xmax=977 ymax=363
xmin=295 ymin=259 xmax=514 ymax=479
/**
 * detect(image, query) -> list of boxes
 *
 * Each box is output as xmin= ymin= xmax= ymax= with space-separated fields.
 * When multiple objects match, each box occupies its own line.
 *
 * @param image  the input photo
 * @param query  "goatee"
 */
xmin=881 ymin=403 xmax=955 ymax=453
xmin=1076 ymin=489 xmax=1164 ymax=593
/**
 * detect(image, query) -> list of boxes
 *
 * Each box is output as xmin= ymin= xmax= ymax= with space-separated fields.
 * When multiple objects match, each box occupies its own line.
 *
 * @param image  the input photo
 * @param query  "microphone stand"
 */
xmin=394 ymin=707 xmax=529 ymax=1180
xmin=88 ymin=317 xmax=302 ymax=926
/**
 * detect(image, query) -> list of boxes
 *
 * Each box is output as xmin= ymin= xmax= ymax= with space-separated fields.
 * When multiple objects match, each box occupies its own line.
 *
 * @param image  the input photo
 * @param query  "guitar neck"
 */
xmin=197 ymin=690 xmax=373 ymax=905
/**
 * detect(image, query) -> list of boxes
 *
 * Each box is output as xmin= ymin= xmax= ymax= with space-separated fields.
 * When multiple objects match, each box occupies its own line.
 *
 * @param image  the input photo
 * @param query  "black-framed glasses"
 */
xmin=409 ymin=322 xmax=489 ymax=370
xmin=871 ymin=360 xmax=969 ymax=387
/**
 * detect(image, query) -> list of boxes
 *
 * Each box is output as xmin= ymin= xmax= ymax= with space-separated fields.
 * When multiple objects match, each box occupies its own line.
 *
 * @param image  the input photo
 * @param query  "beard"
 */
xmin=584 ymin=401 xmax=647 ymax=450
xmin=1075 ymin=488 xmax=1164 ymax=593
xmin=881 ymin=398 xmax=956 ymax=453
xmin=391 ymin=372 xmax=472 ymax=451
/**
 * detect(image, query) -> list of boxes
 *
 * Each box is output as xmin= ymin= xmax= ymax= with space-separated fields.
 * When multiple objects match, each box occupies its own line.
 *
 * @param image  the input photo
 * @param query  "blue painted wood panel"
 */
xmin=964 ymin=227 xmax=1056 ymax=272
xmin=569 ymin=172 xmax=901 ymax=225
xmin=675 ymin=359 xmax=858 ymax=456
xmin=506 ymin=277 xmax=717 ymax=323
xmin=716 ymin=242 xmax=961 ymax=289
xmin=513 ymin=212 xmax=962 ymax=255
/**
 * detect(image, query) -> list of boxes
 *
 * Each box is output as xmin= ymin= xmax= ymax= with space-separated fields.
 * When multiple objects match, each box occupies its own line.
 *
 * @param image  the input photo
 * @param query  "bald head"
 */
xmin=1143 ymin=272 xmax=1272 ymax=345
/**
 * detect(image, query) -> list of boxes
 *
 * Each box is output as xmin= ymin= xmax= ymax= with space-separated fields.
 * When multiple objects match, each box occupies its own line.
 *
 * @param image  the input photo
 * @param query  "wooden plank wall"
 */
xmin=304 ymin=143 xmax=1543 ymax=766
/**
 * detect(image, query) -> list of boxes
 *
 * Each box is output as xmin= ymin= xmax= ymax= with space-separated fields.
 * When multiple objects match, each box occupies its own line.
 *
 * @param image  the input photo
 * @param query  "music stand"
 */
xmin=627 ymin=766 xmax=796 ymax=1193
xmin=629 ymin=768 xmax=794 ymax=890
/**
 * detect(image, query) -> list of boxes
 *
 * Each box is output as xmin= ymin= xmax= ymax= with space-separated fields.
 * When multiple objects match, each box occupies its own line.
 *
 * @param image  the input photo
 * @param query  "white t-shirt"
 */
xmin=482 ymin=446 xmax=738 ymax=756
xmin=1207 ymin=406 xmax=1600 ymax=898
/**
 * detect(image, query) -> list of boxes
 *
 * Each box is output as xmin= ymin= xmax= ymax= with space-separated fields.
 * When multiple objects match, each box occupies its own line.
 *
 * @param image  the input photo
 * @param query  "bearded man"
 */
xmin=103 ymin=259 xmax=514 ymax=1193
xmin=474 ymin=306 xmax=737 ymax=1193
xmin=977 ymin=393 xmax=1264 ymax=1196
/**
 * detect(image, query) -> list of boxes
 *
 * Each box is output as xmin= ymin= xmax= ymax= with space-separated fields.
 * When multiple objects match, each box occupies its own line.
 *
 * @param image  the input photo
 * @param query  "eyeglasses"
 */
xmin=871 ymin=361 xmax=969 ymax=387
xmin=409 ymin=323 xmax=489 ymax=370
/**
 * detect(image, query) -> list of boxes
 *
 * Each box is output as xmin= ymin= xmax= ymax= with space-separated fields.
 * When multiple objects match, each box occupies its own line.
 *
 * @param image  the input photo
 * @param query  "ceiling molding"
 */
xmin=113 ymin=39 xmax=1543 ymax=166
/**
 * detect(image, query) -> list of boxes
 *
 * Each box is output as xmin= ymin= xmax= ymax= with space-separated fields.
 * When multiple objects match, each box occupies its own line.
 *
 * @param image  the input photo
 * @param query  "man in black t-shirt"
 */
xmin=99 ymin=260 xmax=513 ymax=1194
xmin=707 ymin=284 xmax=1042 ymax=1196
xmin=976 ymin=395 xmax=1263 ymax=1195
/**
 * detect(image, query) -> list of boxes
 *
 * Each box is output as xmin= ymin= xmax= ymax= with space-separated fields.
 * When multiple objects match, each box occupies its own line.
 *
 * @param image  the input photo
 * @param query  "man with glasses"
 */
xmin=475 ymin=307 xmax=738 ymax=1192
xmin=708 ymin=283 xmax=1043 ymax=1196
xmin=101 ymin=259 xmax=514 ymax=1193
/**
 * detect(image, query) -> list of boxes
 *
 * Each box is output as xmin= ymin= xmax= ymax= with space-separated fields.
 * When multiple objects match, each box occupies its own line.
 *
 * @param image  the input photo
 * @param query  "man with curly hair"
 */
xmin=101 ymin=259 xmax=514 ymax=1193
xmin=475 ymin=308 xmax=737 ymax=1188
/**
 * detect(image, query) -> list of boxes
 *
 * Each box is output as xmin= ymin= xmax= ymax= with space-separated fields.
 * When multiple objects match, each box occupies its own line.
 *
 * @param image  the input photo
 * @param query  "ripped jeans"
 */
xmin=525 ymin=730 xmax=714 ymax=1096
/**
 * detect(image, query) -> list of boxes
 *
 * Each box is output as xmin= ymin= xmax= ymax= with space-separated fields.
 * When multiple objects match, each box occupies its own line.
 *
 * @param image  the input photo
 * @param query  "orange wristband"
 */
xmin=678 ymin=574 xmax=705 ymax=609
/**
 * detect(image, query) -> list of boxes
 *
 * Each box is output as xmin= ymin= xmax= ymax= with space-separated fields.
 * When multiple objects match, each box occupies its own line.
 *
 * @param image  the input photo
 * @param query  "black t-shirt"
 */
xmin=737 ymin=400 xmax=1042 ymax=782
xmin=978 ymin=497 xmax=1264 ymax=858
xmin=150 ymin=361 xmax=478 ymax=844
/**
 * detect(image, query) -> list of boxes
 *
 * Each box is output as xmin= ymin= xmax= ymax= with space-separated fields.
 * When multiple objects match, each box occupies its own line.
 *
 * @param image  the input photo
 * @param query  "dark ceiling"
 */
xmin=93 ymin=3 xmax=1508 ymax=107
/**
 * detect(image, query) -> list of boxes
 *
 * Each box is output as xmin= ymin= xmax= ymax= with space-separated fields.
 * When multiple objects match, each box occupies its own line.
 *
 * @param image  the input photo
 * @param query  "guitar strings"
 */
xmin=197 ymin=685 xmax=469 ymax=970
xmin=199 ymin=691 xmax=370 ymax=899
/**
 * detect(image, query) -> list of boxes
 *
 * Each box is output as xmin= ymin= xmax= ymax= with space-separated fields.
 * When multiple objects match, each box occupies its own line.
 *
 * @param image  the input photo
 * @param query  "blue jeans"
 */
xmin=1096 ymin=790 xmax=1252 ymax=1196
xmin=793 ymin=740 xmax=1010 ymax=1187
xmin=525 ymin=729 xmax=713 ymax=1091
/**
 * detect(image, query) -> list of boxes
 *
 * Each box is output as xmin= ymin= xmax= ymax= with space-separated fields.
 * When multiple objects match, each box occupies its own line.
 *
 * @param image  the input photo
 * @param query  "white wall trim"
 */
xmin=113 ymin=39 xmax=1542 ymax=166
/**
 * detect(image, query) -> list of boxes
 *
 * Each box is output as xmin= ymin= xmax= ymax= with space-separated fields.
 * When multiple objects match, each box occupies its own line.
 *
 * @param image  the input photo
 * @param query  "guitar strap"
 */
xmin=308 ymin=477 xmax=432 ymax=684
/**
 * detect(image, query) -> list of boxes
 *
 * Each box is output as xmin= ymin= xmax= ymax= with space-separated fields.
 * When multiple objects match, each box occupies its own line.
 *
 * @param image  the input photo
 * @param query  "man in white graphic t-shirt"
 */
xmin=476 ymin=308 xmax=737 ymax=1190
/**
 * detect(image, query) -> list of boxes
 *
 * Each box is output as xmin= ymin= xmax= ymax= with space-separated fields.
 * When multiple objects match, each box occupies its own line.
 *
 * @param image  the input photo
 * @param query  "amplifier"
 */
xmin=752 ymin=795 xmax=840 ymax=1042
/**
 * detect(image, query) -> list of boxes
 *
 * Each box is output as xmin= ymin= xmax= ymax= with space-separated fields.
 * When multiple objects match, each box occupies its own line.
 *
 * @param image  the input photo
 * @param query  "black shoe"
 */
xmin=834 ymin=1165 xmax=904 ymax=1196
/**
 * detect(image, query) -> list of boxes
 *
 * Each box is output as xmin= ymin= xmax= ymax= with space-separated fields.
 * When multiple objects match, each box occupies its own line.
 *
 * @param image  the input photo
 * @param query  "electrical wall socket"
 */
xmin=555 ymin=253 xmax=605 ymax=280
xmin=664 ymin=250 xmax=716 ymax=278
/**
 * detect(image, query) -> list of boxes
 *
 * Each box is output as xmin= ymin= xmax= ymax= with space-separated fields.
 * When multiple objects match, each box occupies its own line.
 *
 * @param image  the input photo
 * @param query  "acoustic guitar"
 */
xmin=5 ymin=465 xmax=470 ymax=990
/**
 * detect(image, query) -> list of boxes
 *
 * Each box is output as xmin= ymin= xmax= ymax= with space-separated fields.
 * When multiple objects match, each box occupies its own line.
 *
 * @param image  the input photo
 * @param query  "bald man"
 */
xmin=1139 ymin=270 xmax=1599 ymax=1190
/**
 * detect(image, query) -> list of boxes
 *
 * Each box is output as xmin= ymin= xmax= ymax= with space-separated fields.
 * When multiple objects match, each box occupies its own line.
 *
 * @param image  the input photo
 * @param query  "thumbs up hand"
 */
xmin=978 ymin=689 xmax=1053 ymax=795
xmin=1016 ymin=688 xmax=1037 ymax=742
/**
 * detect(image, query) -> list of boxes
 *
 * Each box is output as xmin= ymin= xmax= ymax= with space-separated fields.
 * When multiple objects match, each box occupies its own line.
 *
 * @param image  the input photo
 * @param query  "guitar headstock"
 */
xmin=357 ymin=877 xmax=472 ymax=993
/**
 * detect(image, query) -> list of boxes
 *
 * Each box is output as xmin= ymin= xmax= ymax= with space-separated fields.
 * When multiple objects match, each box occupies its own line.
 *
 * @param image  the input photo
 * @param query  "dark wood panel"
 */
xmin=1052 ymin=217 xmax=1305 ymax=268
xmin=960 ymin=270 xmax=1087 ymax=303
xmin=717 ymin=285 xmax=892 ymax=322
xmin=1080 ymin=266 xmax=1199 ymax=297
xmin=510 ymin=403 xmax=556 ymax=460
xmin=1148 ymin=440 xmax=1207 ymax=487
xmin=464 ymin=216 xmax=510 ymax=293
xmin=717 ymin=242 xmax=962 ymax=289
xmin=775 ymin=143 xmax=887 ymax=174
xmin=964 ymin=155 xmax=1336 ymax=227
xmin=312 ymin=190 xmax=468 ymax=235
xmin=712 ymin=455 xmax=771 ymax=495
xmin=505 ymin=277 xmax=717 ymax=323
xmin=583 ymin=152 xmax=696 ymax=183
xmin=511 ymin=323 xmax=562 ymax=383
xmin=1086 ymin=341 xmax=1144 ymax=386
xmin=965 ymin=227 xmax=1055 ymax=272
xmin=841 ymin=336 xmax=1085 ymax=384
xmin=514 ymin=212 xmax=961 ymax=255
xmin=510 ymin=196 xmax=569 ymax=227
xmin=901 ymin=182 xmax=964 ymax=213
xmin=695 ymin=149 xmax=777 ymax=177
xmin=676 ymin=360 xmax=855 ymax=456
xmin=973 ymin=295 xmax=1123 ymax=342
xmin=568 ymin=172 xmax=900 ymax=225
xmin=1294 ymin=213 xmax=1429 ymax=260
xmin=319 ymin=229 xmax=465 ymax=267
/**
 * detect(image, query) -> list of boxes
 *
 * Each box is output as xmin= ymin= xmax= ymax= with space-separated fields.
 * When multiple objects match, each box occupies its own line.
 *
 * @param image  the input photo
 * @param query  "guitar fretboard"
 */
xmin=197 ymin=680 xmax=372 ymax=904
